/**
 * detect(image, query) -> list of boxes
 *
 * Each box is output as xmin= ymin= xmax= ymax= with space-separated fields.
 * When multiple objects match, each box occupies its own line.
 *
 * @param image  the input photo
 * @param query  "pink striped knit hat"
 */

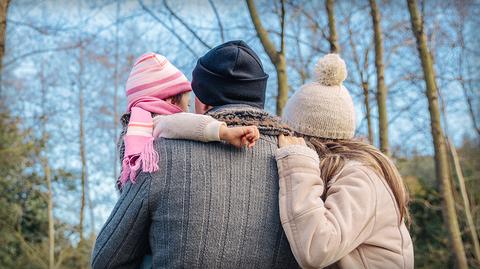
xmin=120 ymin=52 xmax=192 ymax=186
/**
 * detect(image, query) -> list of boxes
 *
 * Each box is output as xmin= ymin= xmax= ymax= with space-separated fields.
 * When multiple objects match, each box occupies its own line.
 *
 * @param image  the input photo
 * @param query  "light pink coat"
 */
xmin=276 ymin=145 xmax=414 ymax=269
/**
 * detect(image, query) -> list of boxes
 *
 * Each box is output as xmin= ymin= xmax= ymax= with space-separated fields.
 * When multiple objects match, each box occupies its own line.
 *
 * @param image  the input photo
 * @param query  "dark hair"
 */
xmin=169 ymin=92 xmax=185 ymax=105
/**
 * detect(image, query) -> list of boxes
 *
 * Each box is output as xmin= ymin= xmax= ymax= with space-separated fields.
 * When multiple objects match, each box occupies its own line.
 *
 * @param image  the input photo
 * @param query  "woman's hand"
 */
xmin=278 ymin=134 xmax=306 ymax=148
xmin=220 ymin=125 xmax=260 ymax=148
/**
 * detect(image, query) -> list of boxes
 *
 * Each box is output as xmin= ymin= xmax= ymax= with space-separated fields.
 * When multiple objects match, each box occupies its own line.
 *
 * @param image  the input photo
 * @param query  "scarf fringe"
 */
xmin=120 ymin=157 xmax=131 ymax=186
xmin=119 ymin=134 xmax=159 ymax=189
xmin=140 ymin=137 xmax=159 ymax=173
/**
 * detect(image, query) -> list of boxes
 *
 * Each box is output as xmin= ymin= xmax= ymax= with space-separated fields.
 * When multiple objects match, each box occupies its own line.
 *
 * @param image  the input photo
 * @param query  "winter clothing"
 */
xmin=277 ymin=53 xmax=413 ymax=268
xmin=282 ymin=54 xmax=356 ymax=139
xmin=152 ymin=113 xmax=226 ymax=142
xmin=121 ymin=52 xmax=192 ymax=186
xmin=207 ymin=104 xmax=292 ymax=136
xmin=192 ymin=40 xmax=268 ymax=109
xmin=275 ymin=145 xmax=414 ymax=269
xmin=126 ymin=53 xmax=192 ymax=112
xmin=91 ymin=105 xmax=299 ymax=269
xmin=120 ymin=107 xmax=157 ymax=186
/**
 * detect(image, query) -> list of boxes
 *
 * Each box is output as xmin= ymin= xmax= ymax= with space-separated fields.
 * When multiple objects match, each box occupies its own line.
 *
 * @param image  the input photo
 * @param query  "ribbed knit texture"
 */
xmin=282 ymin=54 xmax=356 ymax=139
xmin=93 ymin=106 xmax=299 ymax=269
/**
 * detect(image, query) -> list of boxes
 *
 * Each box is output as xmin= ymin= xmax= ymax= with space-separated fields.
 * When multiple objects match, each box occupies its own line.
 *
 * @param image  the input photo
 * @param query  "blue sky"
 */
xmin=3 ymin=0 xmax=478 ymax=234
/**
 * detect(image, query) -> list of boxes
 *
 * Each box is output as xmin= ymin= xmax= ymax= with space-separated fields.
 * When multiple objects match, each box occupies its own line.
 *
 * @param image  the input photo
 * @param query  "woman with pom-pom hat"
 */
xmin=275 ymin=54 xmax=414 ymax=268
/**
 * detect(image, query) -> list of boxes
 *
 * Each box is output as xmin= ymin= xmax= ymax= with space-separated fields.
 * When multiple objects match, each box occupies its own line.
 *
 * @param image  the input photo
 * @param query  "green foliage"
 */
xmin=398 ymin=137 xmax=480 ymax=268
xmin=455 ymin=137 xmax=480 ymax=268
xmin=0 ymin=104 xmax=45 ymax=268
xmin=0 ymin=104 xmax=91 ymax=269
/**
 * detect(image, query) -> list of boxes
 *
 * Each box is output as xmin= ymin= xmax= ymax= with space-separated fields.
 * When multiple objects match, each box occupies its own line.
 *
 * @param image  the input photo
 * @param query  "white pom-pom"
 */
xmin=314 ymin=54 xmax=347 ymax=86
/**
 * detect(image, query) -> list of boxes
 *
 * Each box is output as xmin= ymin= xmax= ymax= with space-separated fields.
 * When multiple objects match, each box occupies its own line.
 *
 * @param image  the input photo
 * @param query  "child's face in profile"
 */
xmin=177 ymin=92 xmax=191 ymax=112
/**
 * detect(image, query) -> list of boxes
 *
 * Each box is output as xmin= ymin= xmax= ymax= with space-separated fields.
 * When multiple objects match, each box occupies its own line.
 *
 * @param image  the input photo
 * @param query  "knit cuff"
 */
xmin=276 ymin=145 xmax=320 ymax=163
xmin=203 ymin=120 xmax=226 ymax=142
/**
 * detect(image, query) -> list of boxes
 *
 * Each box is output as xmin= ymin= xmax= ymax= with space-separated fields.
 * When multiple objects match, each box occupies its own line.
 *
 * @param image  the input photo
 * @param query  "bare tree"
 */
xmin=438 ymin=76 xmax=480 ymax=265
xmin=163 ymin=0 xmax=212 ymax=49
xmin=208 ymin=0 xmax=225 ymax=43
xmin=113 ymin=0 xmax=120 ymax=183
xmin=346 ymin=15 xmax=374 ymax=144
xmin=407 ymin=0 xmax=468 ymax=268
xmin=455 ymin=4 xmax=480 ymax=137
xmin=325 ymin=0 xmax=340 ymax=53
xmin=0 ymin=0 xmax=9 ymax=72
xmin=246 ymin=0 xmax=288 ymax=115
xmin=39 ymin=64 xmax=54 ymax=269
xmin=369 ymin=0 xmax=389 ymax=154
xmin=0 ymin=0 xmax=10 ymax=97
xmin=448 ymin=138 xmax=480 ymax=265
xmin=78 ymin=44 xmax=87 ymax=245
xmin=139 ymin=0 xmax=199 ymax=58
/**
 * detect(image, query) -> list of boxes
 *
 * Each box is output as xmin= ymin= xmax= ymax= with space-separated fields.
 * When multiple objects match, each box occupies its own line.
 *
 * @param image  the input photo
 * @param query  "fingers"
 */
xmin=278 ymin=134 xmax=286 ymax=147
xmin=226 ymin=126 xmax=260 ymax=149
xmin=244 ymin=126 xmax=259 ymax=148
xmin=278 ymin=134 xmax=306 ymax=148
xmin=245 ymin=127 xmax=258 ymax=140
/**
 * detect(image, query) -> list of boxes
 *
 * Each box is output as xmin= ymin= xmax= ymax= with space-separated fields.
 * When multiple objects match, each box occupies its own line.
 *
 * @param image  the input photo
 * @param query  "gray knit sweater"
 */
xmin=91 ymin=105 xmax=299 ymax=269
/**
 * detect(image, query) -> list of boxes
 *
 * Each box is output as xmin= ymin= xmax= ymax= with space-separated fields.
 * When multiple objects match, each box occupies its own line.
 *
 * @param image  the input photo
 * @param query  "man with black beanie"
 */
xmin=192 ymin=40 xmax=268 ymax=111
xmin=93 ymin=40 xmax=299 ymax=268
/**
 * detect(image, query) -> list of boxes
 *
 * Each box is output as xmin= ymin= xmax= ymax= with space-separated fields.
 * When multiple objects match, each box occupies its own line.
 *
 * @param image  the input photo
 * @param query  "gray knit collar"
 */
xmin=206 ymin=104 xmax=292 ymax=136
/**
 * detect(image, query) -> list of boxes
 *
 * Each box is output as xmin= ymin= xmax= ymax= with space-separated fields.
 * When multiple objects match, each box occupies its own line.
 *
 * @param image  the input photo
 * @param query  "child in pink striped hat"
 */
xmin=120 ymin=53 xmax=259 ymax=187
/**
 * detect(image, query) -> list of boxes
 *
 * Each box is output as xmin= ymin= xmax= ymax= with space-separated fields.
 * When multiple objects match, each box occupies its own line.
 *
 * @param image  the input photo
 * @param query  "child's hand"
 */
xmin=219 ymin=125 xmax=260 ymax=148
xmin=278 ymin=134 xmax=306 ymax=148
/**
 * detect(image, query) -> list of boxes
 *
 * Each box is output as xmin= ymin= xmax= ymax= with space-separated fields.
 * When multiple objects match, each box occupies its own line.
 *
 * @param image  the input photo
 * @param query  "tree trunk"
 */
xmin=347 ymin=22 xmax=373 ymax=144
xmin=0 ymin=0 xmax=10 ymax=97
xmin=406 ymin=1 xmax=468 ymax=268
xmin=362 ymin=82 xmax=374 ymax=144
xmin=245 ymin=0 xmax=289 ymax=115
xmin=0 ymin=0 xmax=9 ymax=72
xmin=325 ymin=0 xmax=340 ymax=53
xmin=78 ymin=46 xmax=86 ymax=243
xmin=369 ymin=0 xmax=389 ymax=154
xmin=447 ymin=138 xmax=480 ymax=264
xmin=437 ymin=46 xmax=480 ymax=265
xmin=43 ymin=159 xmax=54 ymax=269
xmin=40 ymin=65 xmax=54 ymax=269
xmin=276 ymin=48 xmax=288 ymax=116
xmin=113 ymin=0 xmax=120 ymax=182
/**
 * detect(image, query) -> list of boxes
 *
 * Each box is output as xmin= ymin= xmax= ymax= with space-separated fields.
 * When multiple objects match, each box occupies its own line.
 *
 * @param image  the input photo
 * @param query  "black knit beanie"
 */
xmin=191 ymin=40 xmax=269 ymax=109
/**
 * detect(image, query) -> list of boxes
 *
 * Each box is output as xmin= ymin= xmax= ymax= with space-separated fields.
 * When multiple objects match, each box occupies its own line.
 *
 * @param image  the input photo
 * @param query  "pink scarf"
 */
xmin=120 ymin=53 xmax=191 ymax=186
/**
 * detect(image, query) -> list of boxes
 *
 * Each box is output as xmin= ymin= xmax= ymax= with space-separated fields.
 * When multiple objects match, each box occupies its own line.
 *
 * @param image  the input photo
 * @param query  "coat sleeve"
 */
xmin=91 ymin=172 xmax=152 ymax=269
xmin=153 ymin=113 xmax=226 ymax=142
xmin=276 ymin=145 xmax=377 ymax=269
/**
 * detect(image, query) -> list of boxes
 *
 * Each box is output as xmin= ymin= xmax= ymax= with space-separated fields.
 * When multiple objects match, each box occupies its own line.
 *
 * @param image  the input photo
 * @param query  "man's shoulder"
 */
xmin=154 ymin=136 xmax=278 ymax=154
xmin=154 ymin=137 xmax=217 ymax=150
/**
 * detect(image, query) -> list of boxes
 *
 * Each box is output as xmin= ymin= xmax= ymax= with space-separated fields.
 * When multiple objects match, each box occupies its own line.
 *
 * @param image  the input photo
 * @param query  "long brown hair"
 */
xmin=302 ymin=135 xmax=410 ymax=224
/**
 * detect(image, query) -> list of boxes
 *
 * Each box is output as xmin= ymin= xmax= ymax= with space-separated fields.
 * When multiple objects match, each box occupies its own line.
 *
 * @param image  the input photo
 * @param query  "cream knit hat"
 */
xmin=282 ymin=54 xmax=356 ymax=139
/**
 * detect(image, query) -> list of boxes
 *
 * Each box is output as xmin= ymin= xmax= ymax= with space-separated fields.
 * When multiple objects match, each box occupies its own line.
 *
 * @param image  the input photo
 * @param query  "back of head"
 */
xmin=192 ymin=40 xmax=269 ymax=109
xmin=126 ymin=52 xmax=191 ymax=112
xmin=282 ymin=54 xmax=355 ymax=139
xmin=283 ymin=54 xmax=409 ymax=222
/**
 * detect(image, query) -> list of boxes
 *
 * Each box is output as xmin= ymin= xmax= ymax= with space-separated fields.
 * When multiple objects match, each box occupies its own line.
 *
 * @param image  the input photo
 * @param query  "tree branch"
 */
xmin=163 ymin=0 xmax=212 ymax=49
xmin=245 ymin=0 xmax=278 ymax=63
xmin=138 ymin=0 xmax=199 ymax=58
xmin=208 ymin=0 xmax=225 ymax=43
xmin=280 ymin=0 xmax=286 ymax=54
